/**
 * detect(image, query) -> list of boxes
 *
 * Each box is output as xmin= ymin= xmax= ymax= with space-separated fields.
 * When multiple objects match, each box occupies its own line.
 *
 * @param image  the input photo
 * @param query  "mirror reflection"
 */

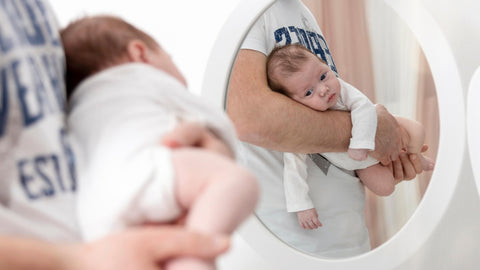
xmin=226 ymin=0 xmax=438 ymax=258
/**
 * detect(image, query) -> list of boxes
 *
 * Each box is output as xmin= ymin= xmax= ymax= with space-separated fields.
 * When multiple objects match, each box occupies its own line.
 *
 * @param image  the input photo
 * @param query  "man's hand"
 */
xmin=296 ymin=208 xmax=322 ymax=230
xmin=0 ymin=227 xmax=229 ymax=270
xmin=392 ymin=145 xmax=429 ymax=182
xmin=370 ymin=104 xmax=404 ymax=165
xmin=70 ymin=227 xmax=230 ymax=270
xmin=162 ymin=122 xmax=233 ymax=158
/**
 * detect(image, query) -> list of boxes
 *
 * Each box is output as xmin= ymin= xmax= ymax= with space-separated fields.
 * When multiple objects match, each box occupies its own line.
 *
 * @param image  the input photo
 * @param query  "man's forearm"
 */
xmin=228 ymin=86 xmax=352 ymax=153
xmin=263 ymin=97 xmax=352 ymax=153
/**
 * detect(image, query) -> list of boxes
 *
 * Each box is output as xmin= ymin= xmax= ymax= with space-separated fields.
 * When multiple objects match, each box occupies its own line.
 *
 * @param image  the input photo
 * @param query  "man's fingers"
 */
xmin=399 ymin=153 xmax=416 ymax=180
xmin=161 ymin=137 xmax=182 ymax=148
xmin=161 ymin=123 xmax=234 ymax=157
xmin=390 ymin=149 xmax=400 ymax=163
xmin=392 ymin=159 xmax=403 ymax=180
xmin=409 ymin=154 xmax=424 ymax=174
xmin=379 ymin=156 xmax=391 ymax=166
xmin=161 ymin=123 xmax=205 ymax=148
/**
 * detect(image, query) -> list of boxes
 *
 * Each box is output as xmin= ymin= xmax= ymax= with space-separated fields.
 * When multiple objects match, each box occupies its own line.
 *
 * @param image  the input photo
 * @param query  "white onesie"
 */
xmin=68 ymin=63 xmax=237 ymax=241
xmin=283 ymin=79 xmax=378 ymax=212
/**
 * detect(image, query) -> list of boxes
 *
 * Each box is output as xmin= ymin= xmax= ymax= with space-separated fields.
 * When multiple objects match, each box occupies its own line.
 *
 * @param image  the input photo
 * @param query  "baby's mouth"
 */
xmin=328 ymin=93 xmax=336 ymax=103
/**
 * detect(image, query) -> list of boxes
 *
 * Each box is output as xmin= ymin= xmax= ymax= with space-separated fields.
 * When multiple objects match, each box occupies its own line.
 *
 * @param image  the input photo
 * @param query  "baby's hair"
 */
xmin=60 ymin=15 xmax=159 ymax=99
xmin=266 ymin=43 xmax=323 ymax=95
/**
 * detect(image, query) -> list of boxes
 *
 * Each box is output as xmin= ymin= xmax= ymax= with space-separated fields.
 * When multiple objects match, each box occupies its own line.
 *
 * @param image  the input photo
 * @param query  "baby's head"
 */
xmin=266 ymin=43 xmax=340 ymax=111
xmin=61 ymin=15 xmax=186 ymax=99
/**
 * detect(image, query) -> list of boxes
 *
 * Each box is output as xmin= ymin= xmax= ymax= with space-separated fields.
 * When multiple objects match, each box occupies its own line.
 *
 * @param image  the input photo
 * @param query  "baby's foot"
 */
xmin=166 ymin=257 xmax=215 ymax=270
xmin=419 ymin=155 xmax=435 ymax=171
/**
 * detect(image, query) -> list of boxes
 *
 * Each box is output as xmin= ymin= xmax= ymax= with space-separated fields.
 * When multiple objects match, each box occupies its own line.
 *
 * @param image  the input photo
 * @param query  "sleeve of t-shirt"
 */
xmin=241 ymin=12 xmax=268 ymax=55
xmin=338 ymin=78 xmax=377 ymax=150
xmin=283 ymin=152 xmax=314 ymax=212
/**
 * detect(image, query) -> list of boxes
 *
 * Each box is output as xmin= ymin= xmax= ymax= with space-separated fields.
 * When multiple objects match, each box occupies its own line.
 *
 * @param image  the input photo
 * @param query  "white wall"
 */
xmin=49 ymin=0 xmax=242 ymax=96
xmin=422 ymin=0 xmax=480 ymax=92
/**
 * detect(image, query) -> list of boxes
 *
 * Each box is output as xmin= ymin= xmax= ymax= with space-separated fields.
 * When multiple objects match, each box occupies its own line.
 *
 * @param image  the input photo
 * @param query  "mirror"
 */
xmin=224 ymin=0 xmax=439 ymax=259
xmin=467 ymin=66 xmax=480 ymax=195
xmin=204 ymin=0 xmax=465 ymax=268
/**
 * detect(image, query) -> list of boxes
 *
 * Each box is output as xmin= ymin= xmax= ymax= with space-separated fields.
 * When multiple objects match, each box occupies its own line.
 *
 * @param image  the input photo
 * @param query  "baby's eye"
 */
xmin=305 ymin=89 xmax=313 ymax=96
xmin=320 ymin=73 xmax=327 ymax=81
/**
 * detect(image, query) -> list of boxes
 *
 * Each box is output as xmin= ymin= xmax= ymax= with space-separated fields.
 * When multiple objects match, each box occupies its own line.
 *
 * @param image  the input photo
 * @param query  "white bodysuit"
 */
xmin=283 ymin=79 xmax=378 ymax=212
xmin=0 ymin=0 xmax=79 ymax=242
xmin=239 ymin=0 xmax=370 ymax=257
xmin=68 ymin=63 xmax=237 ymax=241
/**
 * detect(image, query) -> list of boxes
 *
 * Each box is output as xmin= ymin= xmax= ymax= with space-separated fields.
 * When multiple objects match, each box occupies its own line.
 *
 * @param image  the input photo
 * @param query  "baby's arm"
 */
xmin=339 ymin=79 xmax=377 ymax=160
xmin=283 ymin=153 xmax=314 ymax=212
xmin=283 ymin=153 xmax=322 ymax=229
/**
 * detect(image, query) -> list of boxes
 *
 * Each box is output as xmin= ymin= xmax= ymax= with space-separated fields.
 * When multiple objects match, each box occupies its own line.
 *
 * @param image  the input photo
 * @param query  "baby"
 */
xmin=266 ymin=43 xmax=434 ymax=229
xmin=62 ymin=15 xmax=258 ymax=270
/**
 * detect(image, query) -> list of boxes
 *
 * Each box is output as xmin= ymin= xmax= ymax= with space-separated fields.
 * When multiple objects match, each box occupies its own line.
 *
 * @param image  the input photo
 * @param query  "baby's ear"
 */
xmin=126 ymin=40 xmax=149 ymax=63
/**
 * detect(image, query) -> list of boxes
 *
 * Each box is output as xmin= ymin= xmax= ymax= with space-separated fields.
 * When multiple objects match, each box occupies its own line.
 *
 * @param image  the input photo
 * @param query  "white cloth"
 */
xmin=284 ymin=79 xmax=378 ymax=212
xmin=240 ymin=0 xmax=370 ymax=257
xmin=69 ymin=63 xmax=238 ymax=241
xmin=0 ymin=0 xmax=79 ymax=242
xmin=332 ymin=79 xmax=377 ymax=151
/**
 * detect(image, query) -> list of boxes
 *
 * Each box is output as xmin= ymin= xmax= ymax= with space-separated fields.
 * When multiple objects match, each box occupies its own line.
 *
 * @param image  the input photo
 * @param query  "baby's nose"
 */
xmin=319 ymin=85 xmax=329 ymax=96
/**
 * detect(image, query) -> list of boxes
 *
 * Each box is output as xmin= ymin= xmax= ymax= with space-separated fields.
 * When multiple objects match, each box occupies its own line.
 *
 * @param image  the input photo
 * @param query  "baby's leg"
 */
xmin=356 ymin=164 xmax=395 ymax=196
xmin=395 ymin=116 xmax=435 ymax=170
xmin=166 ymin=148 xmax=258 ymax=270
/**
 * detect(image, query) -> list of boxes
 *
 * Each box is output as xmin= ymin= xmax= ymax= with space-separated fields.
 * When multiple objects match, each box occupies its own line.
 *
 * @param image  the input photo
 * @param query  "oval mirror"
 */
xmin=202 ymin=0 xmax=464 ymax=268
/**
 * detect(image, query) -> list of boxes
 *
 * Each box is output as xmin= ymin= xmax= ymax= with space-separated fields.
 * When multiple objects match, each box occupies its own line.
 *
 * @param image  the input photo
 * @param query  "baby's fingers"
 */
xmin=312 ymin=218 xmax=322 ymax=228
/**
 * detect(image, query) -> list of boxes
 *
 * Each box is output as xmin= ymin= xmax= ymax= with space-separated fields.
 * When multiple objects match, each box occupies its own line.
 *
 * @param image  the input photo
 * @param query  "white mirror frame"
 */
xmin=201 ymin=0 xmax=465 ymax=269
xmin=467 ymin=66 xmax=480 ymax=195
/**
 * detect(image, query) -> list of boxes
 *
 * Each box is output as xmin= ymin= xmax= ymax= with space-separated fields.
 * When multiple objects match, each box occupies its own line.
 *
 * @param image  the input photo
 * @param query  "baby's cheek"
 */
xmin=334 ymin=80 xmax=341 ymax=94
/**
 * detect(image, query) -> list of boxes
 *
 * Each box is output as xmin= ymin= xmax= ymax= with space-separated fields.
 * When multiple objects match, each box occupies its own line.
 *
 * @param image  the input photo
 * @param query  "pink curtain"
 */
xmin=303 ymin=0 xmax=376 ymax=101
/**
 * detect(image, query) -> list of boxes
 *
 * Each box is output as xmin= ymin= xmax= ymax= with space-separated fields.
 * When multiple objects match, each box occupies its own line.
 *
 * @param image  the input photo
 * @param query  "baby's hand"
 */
xmin=348 ymin=148 xmax=369 ymax=161
xmin=296 ymin=208 xmax=322 ymax=230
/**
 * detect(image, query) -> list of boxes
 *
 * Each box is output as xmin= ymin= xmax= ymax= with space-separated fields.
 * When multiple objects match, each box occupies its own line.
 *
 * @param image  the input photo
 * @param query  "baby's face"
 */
xmin=148 ymin=46 xmax=187 ymax=87
xmin=278 ymin=54 xmax=340 ymax=111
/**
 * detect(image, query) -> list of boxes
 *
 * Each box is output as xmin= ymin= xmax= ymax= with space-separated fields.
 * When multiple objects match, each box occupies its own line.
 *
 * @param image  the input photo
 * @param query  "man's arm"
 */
xmin=0 ymin=227 xmax=229 ymax=270
xmin=227 ymin=49 xmax=351 ymax=154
